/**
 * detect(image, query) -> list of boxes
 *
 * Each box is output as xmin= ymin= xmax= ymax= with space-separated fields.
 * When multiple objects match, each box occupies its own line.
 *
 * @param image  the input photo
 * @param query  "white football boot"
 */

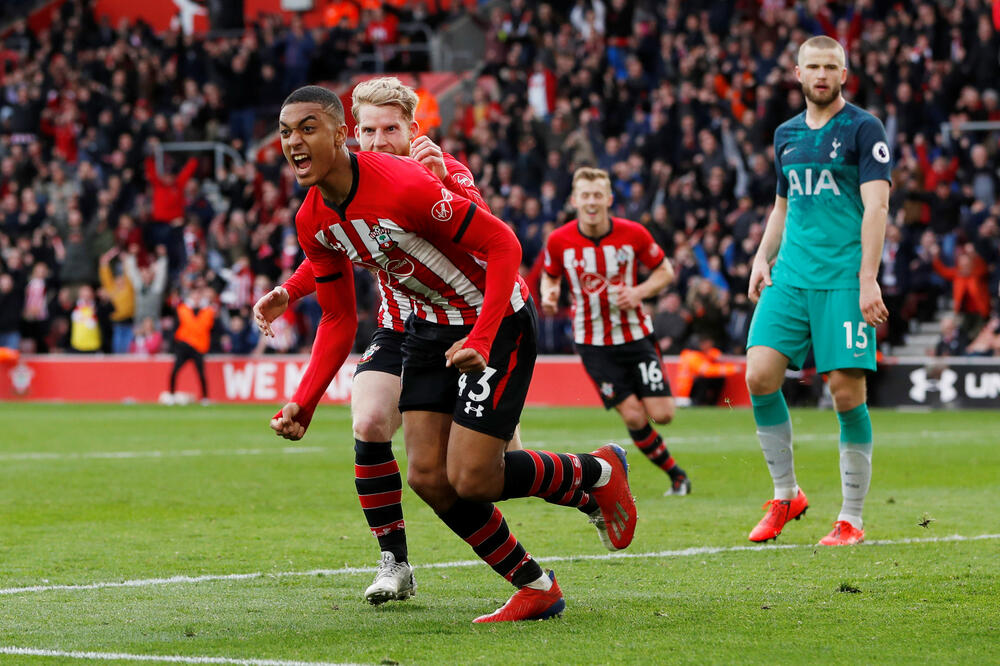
xmin=364 ymin=551 xmax=416 ymax=605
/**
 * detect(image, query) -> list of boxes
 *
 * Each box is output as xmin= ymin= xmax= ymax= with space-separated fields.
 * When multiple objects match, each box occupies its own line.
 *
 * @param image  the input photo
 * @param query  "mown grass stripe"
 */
xmin=3 ymin=533 xmax=996 ymax=597
xmin=1 ymin=427 xmax=982 ymax=464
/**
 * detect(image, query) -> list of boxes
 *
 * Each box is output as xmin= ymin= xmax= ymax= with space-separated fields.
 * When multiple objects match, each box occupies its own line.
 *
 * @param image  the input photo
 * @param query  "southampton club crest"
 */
xmin=369 ymin=225 xmax=397 ymax=252
xmin=600 ymin=382 xmax=615 ymax=399
xmin=9 ymin=361 xmax=33 ymax=395
xmin=359 ymin=343 xmax=380 ymax=365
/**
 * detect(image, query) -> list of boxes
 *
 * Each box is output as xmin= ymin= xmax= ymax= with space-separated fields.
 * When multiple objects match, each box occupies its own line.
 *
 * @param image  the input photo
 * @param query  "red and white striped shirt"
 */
xmin=286 ymin=151 xmax=494 ymax=333
xmin=286 ymin=151 xmax=525 ymax=429
xmin=543 ymin=217 xmax=665 ymax=346
xmin=373 ymin=151 xmax=491 ymax=330
xmin=298 ymin=151 xmax=526 ymax=334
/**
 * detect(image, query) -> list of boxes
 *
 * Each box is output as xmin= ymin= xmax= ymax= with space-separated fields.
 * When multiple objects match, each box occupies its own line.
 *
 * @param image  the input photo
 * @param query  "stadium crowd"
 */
xmin=0 ymin=0 xmax=999 ymax=360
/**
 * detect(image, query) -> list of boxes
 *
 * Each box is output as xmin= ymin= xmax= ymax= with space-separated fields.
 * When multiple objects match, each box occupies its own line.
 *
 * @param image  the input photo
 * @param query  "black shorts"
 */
xmin=576 ymin=335 xmax=672 ymax=409
xmin=354 ymin=328 xmax=404 ymax=377
xmin=398 ymin=301 xmax=538 ymax=441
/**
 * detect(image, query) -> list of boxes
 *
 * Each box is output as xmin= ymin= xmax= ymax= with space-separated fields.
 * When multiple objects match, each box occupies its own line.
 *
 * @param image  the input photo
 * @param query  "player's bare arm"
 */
xmin=617 ymin=259 xmax=674 ymax=310
xmin=748 ymin=196 xmax=787 ymax=303
xmin=540 ymin=272 xmax=562 ymax=315
xmin=253 ymin=286 xmax=289 ymax=337
xmin=858 ymin=179 xmax=890 ymax=327
xmin=410 ymin=135 xmax=448 ymax=180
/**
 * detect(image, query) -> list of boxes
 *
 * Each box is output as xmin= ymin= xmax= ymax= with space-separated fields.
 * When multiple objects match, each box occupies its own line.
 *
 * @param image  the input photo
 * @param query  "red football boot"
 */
xmin=472 ymin=571 xmax=565 ymax=623
xmin=589 ymin=444 xmax=637 ymax=550
xmin=818 ymin=520 xmax=865 ymax=546
xmin=748 ymin=489 xmax=809 ymax=542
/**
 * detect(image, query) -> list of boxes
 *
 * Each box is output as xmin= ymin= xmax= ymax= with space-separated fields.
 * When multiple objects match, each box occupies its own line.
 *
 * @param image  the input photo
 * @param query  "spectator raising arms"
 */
xmin=166 ymin=287 xmax=216 ymax=405
xmin=931 ymin=243 xmax=992 ymax=334
xmin=145 ymin=148 xmax=198 ymax=275
xmin=98 ymin=247 xmax=135 ymax=354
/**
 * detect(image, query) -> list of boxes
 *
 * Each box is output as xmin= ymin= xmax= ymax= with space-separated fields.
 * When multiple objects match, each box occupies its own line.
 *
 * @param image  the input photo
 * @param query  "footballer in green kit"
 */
xmin=744 ymin=36 xmax=891 ymax=547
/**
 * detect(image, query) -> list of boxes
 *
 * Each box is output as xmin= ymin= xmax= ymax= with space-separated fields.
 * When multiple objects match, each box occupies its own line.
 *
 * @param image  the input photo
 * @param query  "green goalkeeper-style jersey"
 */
xmin=771 ymin=102 xmax=892 ymax=289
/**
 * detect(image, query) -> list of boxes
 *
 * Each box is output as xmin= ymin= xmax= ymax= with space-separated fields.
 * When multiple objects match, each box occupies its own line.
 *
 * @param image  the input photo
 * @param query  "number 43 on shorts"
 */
xmin=458 ymin=367 xmax=498 ymax=402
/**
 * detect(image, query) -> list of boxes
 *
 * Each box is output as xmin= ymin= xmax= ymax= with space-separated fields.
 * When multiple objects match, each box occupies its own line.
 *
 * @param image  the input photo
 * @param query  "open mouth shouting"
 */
xmin=291 ymin=153 xmax=312 ymax=176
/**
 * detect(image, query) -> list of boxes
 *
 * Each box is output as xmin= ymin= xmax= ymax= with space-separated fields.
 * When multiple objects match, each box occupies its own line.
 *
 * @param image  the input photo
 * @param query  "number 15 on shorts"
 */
xmin=843 ymin=321 xmax=869 ymax=351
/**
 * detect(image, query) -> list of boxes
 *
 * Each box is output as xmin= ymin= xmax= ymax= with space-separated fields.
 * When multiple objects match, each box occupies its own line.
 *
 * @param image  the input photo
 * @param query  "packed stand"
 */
xmin=448 ymin=0 xmax=1000 ymax=356
xmin=0 ymin=0 xmax=476 ymax=357
xmin=1 ymin=0 xmax=999 ymax=360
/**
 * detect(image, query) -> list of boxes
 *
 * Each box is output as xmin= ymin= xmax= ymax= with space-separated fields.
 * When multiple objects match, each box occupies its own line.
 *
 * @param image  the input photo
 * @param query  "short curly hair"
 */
xmin=281 ymin=85 xmax=345 ymax=125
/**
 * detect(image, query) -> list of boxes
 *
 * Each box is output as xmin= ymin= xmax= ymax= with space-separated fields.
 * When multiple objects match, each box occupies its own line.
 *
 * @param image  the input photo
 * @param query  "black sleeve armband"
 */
xmin=314 ymin=272 xmax=343 ymax=283
xmin=452 ymin=203 xmax=478 ymax=243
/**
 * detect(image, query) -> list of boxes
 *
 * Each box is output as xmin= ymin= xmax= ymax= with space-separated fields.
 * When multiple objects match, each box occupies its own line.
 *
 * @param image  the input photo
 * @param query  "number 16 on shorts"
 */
xmin=638 ymin=360 xmax=665 ymax=391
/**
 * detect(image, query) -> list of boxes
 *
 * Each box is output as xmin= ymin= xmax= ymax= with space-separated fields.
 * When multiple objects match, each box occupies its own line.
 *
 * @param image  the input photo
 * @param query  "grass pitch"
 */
xmin=0 ymin=403 xmax=997 ymax=665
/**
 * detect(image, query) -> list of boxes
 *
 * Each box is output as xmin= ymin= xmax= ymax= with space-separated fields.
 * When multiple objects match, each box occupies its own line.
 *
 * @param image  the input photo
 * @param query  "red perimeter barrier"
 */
xmin=0 ymin=354 xmax=750 ymax=407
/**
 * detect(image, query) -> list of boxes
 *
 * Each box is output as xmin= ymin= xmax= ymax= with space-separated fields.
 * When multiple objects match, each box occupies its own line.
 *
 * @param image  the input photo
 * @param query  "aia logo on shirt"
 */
xmin=432 ymin=187 xmax=453 ymax=222
xmin=369 ymin=225 xmax=397 ymax=252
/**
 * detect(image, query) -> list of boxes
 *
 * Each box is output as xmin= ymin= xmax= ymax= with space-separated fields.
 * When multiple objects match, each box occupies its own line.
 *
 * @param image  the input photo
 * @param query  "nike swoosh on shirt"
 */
xmin=782 ymin=146 xmax=795 ymax=156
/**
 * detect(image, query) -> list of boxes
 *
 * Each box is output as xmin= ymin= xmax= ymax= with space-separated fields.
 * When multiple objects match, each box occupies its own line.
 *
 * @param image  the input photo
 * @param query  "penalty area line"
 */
xmin=2 ymin=533 xmax=997 ymax=597
xmin=0 ymin=647 xmax=363 ymax=666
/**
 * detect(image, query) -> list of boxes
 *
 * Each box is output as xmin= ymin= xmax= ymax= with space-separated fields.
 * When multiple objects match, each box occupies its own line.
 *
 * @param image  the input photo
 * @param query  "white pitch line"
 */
xmin=0 ymin=446 xmax=325 ymax=462
xmin=2 ymin=430 xmax=986 ymax=463
xmin=524 ymin=429 xmax=996 ymax=449
xmin=0 ymin=647 xmax=363 ymax=666
xmin=2 ymin=533 xmax=996 ymax=597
